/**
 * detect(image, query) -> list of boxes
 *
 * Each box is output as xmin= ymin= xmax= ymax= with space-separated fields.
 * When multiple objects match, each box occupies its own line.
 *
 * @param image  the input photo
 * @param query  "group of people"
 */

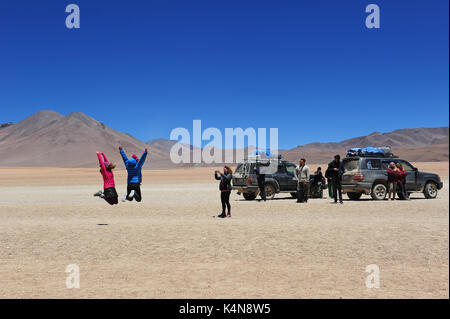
xmin=95 ymin=149 xmax=409 ymax=216
xmin=293 ymin=155 xmax=344 ymax=204
xmin=94 ymin=147 xmax=148 ymax=205
xmin=387 ymin=161 xmax=410 ymax=200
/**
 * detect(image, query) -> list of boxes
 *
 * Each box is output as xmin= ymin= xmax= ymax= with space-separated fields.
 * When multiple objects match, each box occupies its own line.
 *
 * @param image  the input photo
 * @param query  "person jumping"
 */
xmin=94 ymin=152 xmax=119 ymax=205
xmin=119 ymin=146 xmax=148 ymax=202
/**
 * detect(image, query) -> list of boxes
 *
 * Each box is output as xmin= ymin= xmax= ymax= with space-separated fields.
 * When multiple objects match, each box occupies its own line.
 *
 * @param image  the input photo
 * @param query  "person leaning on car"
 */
xmin=295 ymin=158 xmax=310 ymax=203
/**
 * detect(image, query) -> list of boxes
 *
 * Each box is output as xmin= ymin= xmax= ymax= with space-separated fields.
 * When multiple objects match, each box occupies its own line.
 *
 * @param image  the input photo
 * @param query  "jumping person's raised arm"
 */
xmin=119 ymin=147 xmax=128 ymax=165
xmin=101 ymin=152 xmax=109 ymax=163
xmin=137 ymin=148 xmax=148 ymax=168
xmin=97 ymin=152 xmax=106 ymax=172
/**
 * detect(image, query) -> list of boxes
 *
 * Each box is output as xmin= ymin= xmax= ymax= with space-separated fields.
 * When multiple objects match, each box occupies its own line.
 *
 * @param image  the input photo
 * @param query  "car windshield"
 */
xmin=343 ymin=159 xmax=359 ymax=171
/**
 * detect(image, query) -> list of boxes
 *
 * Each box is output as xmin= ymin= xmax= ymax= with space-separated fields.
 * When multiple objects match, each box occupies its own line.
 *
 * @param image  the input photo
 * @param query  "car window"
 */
xmin=277 ymin=165 xmax=287 ymax=174
xmin=399 ymin=161 xmax=414 ymax=171
xmin=286 ymin=165 xmax=296 ymax=176
xmin=343 ymin=159 xmax=359 ymax=171
xmin=363 ymin=159 xmax=382 ymax=170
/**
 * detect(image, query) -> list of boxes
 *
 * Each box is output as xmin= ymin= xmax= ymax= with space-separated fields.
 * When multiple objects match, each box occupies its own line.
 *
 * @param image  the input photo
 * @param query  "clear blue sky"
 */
xmin=0 ymin=0 xmax=448 ymax=149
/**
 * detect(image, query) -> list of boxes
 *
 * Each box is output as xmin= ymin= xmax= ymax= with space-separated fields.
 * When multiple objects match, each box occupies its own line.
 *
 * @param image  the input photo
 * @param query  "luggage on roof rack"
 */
xmin=346 ymin=146 xmax=394 ymax=157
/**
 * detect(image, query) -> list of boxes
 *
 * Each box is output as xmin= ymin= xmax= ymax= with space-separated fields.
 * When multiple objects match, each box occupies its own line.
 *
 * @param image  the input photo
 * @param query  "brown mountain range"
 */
xmin=280 ymin=127 xmax=449 ymax=164
xmin=0 ymin=111 xmax=447 ymax=168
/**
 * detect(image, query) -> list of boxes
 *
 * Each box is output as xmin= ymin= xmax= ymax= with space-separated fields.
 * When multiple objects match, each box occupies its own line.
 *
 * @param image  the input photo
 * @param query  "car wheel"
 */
xmin=424 ymin=182 xmax=438 ymax=199
xmin=347 ymin=192 xmax=362 ymax=200
xmin=371 ymin=183 xmax=387 ymax=200
xmin=265 ymin=184 xmax=277 ymax=200
xmin=243 ymin=192 xmax=257 ymax=201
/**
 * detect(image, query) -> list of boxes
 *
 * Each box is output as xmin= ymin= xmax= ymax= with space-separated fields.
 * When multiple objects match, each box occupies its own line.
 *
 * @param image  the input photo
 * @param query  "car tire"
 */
xmin=243 ymin=192 xmax=257 ymax=201
xmin=424 ymin=182 xmax=438 ymax=199
xmin=371 ymin=183 xmax=387 ymax=200
xmin=265 ymin=183 xmax=277 ymax=200
xmin=347 ymin=192 xmax=362 ymax=200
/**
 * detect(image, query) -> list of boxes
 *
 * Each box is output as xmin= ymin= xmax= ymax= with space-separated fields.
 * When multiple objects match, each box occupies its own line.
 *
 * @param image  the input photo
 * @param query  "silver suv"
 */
xmin=341 ymin=156 xmax=443 ymax=200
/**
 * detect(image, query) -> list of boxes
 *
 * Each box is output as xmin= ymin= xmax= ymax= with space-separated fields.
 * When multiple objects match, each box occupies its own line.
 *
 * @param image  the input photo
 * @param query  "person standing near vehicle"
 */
xmin=254 ymin=160 xmax=270 ymax=202
xmin=325 ymin=165 xmax=334 ymax=199
xmin=295 ymin=158 xmax=310 ymax=203
xmin=387 ymin=162 xmax=399 ymax=201
xmin=215 ymin=166 xmax=233 ymax=218
xmin=395 ymin=162 xmax=410 ymax=200
xmin=328 ymin=155 xmax=344 ymax=204
xmin=312 ymin=167 xmax=324 ymax=196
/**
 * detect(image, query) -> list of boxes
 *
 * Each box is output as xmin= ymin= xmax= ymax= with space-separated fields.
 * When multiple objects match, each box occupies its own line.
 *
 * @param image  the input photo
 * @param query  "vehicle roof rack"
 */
xmin=346 ymin=153 xmax=398 ymax=158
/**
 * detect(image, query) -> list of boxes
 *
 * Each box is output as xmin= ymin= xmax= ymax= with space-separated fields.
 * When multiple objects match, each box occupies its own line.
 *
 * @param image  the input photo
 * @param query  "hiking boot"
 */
xmin=217 ymin=213 xmax=226 ymax=218
xmin=94 ymin=190 xmax=103 ymax=197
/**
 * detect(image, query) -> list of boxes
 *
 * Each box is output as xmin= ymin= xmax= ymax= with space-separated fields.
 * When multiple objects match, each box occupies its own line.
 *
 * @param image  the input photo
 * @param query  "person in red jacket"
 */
xmin=396 ymin=162 xmax=410 ymax=200
xmin=94 ymin=152 xmax=118 ymax=205
xmin=387 ymin=162 xmax=398 ymax=201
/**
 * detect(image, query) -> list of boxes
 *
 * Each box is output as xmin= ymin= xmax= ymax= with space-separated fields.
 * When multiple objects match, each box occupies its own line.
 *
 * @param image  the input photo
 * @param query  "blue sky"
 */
xmin=0 ymin=0 xmax=448 ymax=149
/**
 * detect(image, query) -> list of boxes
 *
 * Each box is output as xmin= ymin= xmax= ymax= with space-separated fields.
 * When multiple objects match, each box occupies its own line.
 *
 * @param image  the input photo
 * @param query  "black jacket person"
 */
xmin=327 ymin=155 xmax=345 ymax=204
xmin=254 ymin=160 xmax=271 ymax=201
xmin=215 ymin=166 xmax=233 ymax=218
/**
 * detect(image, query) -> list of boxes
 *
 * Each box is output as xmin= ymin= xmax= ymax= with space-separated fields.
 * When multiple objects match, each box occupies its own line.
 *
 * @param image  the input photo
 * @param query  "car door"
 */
xmin=284 ymin=164 xmax=298 ymax=191
xmin=398 ymin=160 xmax=419 ymax=191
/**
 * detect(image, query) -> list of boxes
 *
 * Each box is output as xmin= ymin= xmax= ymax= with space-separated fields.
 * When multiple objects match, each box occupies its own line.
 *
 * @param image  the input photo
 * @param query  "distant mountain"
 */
xmin=0 ymin=110 xmax=447 ymax=168
xmin=289 ymin=127 xmax=449 ymax=152
xmin=0 ymin=111 xmax=171 ymax=168
xmin=0 ymin=122 xmax=14 ymax=130
xmin=281 ymin=127 xmax=449 ymax=163
xmin=147 ymin=138 xmax=194 ymax=153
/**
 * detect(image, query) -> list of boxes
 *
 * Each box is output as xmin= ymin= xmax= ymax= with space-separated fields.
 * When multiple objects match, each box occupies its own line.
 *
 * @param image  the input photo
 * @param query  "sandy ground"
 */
xmin=0 ymin=162 xmax=448 ymax=298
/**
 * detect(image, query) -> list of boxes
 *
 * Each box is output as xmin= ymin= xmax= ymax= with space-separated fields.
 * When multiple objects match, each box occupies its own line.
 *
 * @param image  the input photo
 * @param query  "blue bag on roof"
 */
xmin=362 ymin=147 xmax=383 ymax=155
xmin=347 ymin=148 xmax=362 ymax=156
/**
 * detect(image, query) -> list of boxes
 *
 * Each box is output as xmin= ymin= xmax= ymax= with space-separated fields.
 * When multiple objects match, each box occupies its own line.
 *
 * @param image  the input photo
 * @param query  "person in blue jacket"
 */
xmin=119 ymin=146 xmax=148 ymax=202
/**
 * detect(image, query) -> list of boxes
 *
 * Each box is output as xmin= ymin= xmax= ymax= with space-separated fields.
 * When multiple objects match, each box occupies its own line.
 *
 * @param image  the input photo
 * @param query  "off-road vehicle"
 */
xmin=341 ymin=153 xmax=443 ymax=200
xmin=232 ymin=156 xmax=326 ymax=200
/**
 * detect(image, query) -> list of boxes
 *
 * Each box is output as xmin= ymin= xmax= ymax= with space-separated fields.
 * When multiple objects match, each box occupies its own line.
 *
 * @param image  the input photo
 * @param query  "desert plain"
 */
xmin=0 ymin=162 xmax=448 ymax=298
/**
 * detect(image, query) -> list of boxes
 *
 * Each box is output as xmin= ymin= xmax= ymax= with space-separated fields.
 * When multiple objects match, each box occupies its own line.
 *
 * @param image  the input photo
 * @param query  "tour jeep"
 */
xmin=232 ymin=156 xmax=326 ymax=200
xmin=341 ymin=154 xmax=443 ymax=200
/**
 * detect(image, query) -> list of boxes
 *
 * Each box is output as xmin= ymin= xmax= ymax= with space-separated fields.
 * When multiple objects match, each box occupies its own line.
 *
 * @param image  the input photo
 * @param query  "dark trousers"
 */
xmin=257 ymin=175 xmax=266 ymax=201
xmin=297 ymin=182 xmax=309 ymax=202
xmin=327 ymin=179 xmax=334 ymax=198
xmin=126 ymin=183 xmax=142 ymax=202
xmin=397 ymin=182 xmax=410 ymax=200
xmin=104 ymin=187 xmax=118 ymax=205
xmin=221 ymin=191 xmax=231 ymax=214
xmin=332 ymin=178 xmax=342 ymax=202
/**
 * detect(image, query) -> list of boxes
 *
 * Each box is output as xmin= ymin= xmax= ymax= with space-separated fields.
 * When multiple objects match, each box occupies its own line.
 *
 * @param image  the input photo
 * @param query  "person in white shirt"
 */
xmin=295 ymin=158 xmax=310 ymax=203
